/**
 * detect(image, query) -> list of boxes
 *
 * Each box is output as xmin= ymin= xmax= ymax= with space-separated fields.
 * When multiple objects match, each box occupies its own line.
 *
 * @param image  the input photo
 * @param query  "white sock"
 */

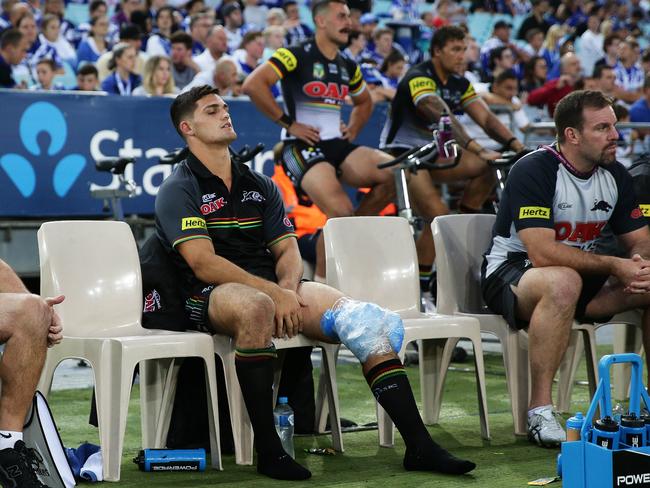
xmin=0 ymin=431 xmax=22 ymax=450
xmin=313 ymin=274 xmax=326 ymax=283
xmin=528 ymin=404 xmax=553 ymax=419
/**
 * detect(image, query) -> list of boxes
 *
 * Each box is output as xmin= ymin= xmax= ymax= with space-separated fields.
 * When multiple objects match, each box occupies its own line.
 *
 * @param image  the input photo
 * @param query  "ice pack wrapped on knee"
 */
xmin=320 ymin=298 xmax=404 ymax=362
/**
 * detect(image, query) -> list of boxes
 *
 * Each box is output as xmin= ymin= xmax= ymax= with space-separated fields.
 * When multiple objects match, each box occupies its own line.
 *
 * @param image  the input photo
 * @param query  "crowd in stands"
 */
xmin=0 ymin=0 xmax=649 ymax=138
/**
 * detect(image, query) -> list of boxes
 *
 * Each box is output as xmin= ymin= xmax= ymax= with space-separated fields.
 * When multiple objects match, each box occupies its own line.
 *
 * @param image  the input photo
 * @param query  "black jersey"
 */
xmin=484 ymin=145 xmax=647 ymax=278
xmin=155 ymin=152 xmax=297 ymax=291
xmin=267 ymin=40 xmax=367 ymax=141
xmin=380 ymin=60 xmax=479 ymax=149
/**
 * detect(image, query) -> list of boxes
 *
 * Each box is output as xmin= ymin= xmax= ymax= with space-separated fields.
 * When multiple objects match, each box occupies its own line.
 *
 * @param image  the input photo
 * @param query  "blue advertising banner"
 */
xmin=0 ymin=91 xmax=388 ymax=217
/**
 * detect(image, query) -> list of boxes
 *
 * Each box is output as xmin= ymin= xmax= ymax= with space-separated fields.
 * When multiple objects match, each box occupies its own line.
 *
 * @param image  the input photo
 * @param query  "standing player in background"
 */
xmin=242 ymin=0 xmax=395 ymax=282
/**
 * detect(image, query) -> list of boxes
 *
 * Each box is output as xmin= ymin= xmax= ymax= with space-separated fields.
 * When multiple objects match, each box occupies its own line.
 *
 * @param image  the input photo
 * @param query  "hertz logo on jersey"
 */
xmin=181 ymin=217 xmax=207 ymax=230
xmin=640 ymin=204 xmax=650 ymax=217
xmin=519 ymin=206 xmax=551 ymax=219
xmin=303 ymin=81 xmax=349 ymax=100
xmin=272 ymin=48 xmax=297 ymax=72
xmin=409 ymin=77 xmax=435 ymax=95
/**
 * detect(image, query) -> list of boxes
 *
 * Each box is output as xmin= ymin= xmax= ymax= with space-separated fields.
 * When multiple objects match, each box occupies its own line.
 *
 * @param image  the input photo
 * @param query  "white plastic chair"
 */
xmin=433 ymin=214 xmax=600 ymax=433
xmin=37 ymin=221 xmax=221 ymax=482
xmin=208 ymin=335 xmax=343 ymax=465
xmin=324 ymin=216 xmax=490 ymax=445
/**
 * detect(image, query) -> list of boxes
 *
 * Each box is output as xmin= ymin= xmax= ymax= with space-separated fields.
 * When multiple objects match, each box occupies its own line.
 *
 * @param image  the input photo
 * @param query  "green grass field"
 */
xmin=47 ymin=349 xmax=613 ymax=487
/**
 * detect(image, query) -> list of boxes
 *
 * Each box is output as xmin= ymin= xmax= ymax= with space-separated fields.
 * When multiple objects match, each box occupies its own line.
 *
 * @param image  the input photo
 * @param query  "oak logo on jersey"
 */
xmin=313 ymin=62 xmax=325 ymax=79
xmin=200 ymin=197 xmax=227 ymax=215
xmin=303 ymin=81 xmax=349 ymax=100
xmin=555 ymin=221 xmax=606 ymax=242
xmin=640 ymin=204 xmax=650 ymax=217
xmin=272 ymin=48 xmax=297 ymax=71
xmin=519 ymin=206 xmax=550 ymax=219
xmin=181 ymin=217 xmax=207 ymax=230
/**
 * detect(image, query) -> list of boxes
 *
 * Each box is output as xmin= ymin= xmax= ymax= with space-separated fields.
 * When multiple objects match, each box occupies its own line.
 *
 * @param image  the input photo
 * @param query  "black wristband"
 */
xmin=276 ymin=113 xmax=293 ymax=129
xmin=505 ymin=137 xmax=517 ymax=149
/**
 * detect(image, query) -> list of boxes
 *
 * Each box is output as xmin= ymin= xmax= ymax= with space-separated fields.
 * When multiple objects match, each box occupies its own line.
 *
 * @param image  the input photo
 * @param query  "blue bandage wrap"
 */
xmin=320 ymin=298 xmax=404 ymax=362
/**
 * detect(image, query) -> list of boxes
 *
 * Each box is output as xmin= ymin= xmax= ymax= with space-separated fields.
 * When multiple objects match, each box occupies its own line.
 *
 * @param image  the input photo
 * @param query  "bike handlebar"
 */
xmin=377 ymin=141 xmax=460 ymax=171
xmin=158 ymin=143 xmax=265 ymax=165
xmin=95 ymin=157 xmax=135 ymax=175
xmin=488 ymin=149 xmax=531 ymax=168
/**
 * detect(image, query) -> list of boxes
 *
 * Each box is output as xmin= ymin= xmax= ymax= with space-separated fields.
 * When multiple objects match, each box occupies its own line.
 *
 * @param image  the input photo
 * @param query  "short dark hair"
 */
xmin=603 ymin=33 xmax=620 ymax=50
xmin=592 ymin=63 xmax=613 ymax=79
xmin=36 ymin=58 xmax=57 ymax=70
xmin=379 ymin=48 xmax=405 ymax=73
xmin=311 ymin=0 xmax=346 ymax=23
xmin=170 ymin=31 xmax=193 ymax=49
xmin=430 ymin=25 xmax=465 ymax=55
xmin=119 ymin=23 xmax=142 ymax=40
xmin=494 ymin=68 xmax=517 ymax=85
xmin=89 ymin=0 xmax=106 ymax=13
xmin=0 ymin=28 xmax=22 ymax=50
xmin=554 ymin=90 xmax=614 ymax=143
xmin=170 ymin=85 xmax=220 ymax=138
xmin=77 ymin=63 xmax=99 ymax=77
xmin=239 ymin=30 xmax=262 ymax=49
xmin=489 ymin=45 xmax=510 ymax=70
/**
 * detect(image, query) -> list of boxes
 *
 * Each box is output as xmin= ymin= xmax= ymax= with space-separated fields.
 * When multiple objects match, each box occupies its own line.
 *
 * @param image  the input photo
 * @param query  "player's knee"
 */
xmin=326 ymin=202 xmax=354 ymax=218
xmin=13 ymin=295 xmax=50 ymax=339
xmin=545 ymin=268 xmax=582 ymax=307
xmin=234 ymin=291 xmax=275 ymax=342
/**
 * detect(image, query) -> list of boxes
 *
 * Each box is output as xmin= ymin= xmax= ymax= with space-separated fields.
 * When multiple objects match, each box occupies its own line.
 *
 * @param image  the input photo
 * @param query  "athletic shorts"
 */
xmin=281 ymin=138 xmax=359 ymax=192
xmin=480 ymin=252 xmax=610 ymax=330
xmin=183 ymin=283 xmax=215 ymax=333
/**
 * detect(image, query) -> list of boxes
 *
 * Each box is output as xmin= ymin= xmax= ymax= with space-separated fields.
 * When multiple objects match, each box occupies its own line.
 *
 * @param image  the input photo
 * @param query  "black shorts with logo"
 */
xmin=281 ymin=138 xmax=359 ymax=192
xmin=183 ymin=283 xmax=215 ymax=333
xmin=480 ymin=252 xmax=610 ymax=330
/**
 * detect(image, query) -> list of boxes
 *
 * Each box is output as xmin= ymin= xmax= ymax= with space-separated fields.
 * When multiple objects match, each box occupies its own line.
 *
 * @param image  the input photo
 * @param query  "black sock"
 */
xmin=235 ymin=346 xmax=311 ymax=481
xmin=365 ymin=359 xmax=476 ymax=475
xmin=419 ymin=264 xmax=432 ymax=293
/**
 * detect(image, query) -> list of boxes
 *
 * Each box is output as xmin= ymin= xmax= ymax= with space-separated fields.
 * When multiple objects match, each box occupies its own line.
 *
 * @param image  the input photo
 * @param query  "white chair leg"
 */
xmin=202 ymin=352 xmax=223 ymax=470
xmin=466 ymin=330 xmax=490 ymax=440
xmin=502 ymin=331 xmax=529 ymax=436
xmin=320 ymin=344 xmax=343 ymax=452
xmin=420 ymin=338 xmax=457 ymax=425
xmin=36 ymin=351 xmax=62 ymax=398
xmin=153 ymin=359 xmax=183 ymax=448
xmin=315 ymin=347 xmax=339 ymax=434
xmin=557 ymin=331 xmax=583 ymax=413
xmin=140 ymin=358 xmax=175 ymax=448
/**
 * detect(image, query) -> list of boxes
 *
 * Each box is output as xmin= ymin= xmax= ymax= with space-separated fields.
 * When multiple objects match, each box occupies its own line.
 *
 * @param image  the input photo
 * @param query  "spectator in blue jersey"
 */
xmin=13 ymin=12 xmax=37 ymax=83
xmin=342 ymin=29 xmax=366 ymax=62
xmin=0 ymin=29 xmax=27 ymax=88
xmin=30 ymin=57 xmax=64 ymax=89
xmin=74 ymin=63 xmax=99 ymax=90
xmin=42 ymin=0 xmax=78 ymax=46
xmin=629 ymin=77 xmax=650 ymax=141
xmin=189 ymin=12 xmax=213 ymax=56
xmin=101 ymin=42 xmax=142 ymax=94
xmin=358 ymin=12 xmax=377 ymax=46
xmin=146 ymin=6 xmax=176 ymax=56
xmin=234 ymin=30 xmax=264 ymax=76
xmin=76 ymin=15 xmax=110 ymax=67
xmin=282 ymin=0 xmax=312 ymax=46
xmin=262 ymin=24 xmax=285 ymax=61
xmin=33 ymin=14 xmax=76 ymax=69
xmin=482 ymin=90 xmax=650 ymax=448
xmin=367 ymin=27 xmax=406 ymax=66
xmin=0 ymin=0 xmax=13 ymax=31
xmin=111 ymin=0 xmax=143 ymax=32
xmin=76 ymin=0 xmax=107 ymax=39
xmin=539 ymin=24 xmax=565 ymax=78
xmin=379 ymin=48 xmax=405 ymax=89
xmin=223 ymin=2 xmax=244 ymax=53
xmin=389 ymin=0 xmax=419 ymax=21
xmin=613 ymin=38 xmax=644 ymax=104
xmin=594 ymin=33 xmax=620 ymax=70
xmin=170 ymin=31 xmax=199 ymax=89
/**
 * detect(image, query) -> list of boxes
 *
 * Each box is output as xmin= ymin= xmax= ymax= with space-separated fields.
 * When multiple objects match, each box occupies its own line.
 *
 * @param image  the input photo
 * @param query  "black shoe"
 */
xmin=0 ymin=441 xmax=50 ymax=488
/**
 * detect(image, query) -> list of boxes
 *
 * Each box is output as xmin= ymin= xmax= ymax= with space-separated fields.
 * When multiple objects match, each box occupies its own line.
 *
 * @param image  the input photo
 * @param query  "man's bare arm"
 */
xmin=269 ymin=237 xmax=303 ymax=292
xmin=416 ymin=94 xmax=474 ymax=150
xmin=345 ymin=88 xmax=373 ymax=141
xmin=618 ymin=226 xmax=650 ymax=259
xmin=0 ymin=259 xmax=29 ymax=293
xmin=465 ymin=99 xmax=525 ymax=151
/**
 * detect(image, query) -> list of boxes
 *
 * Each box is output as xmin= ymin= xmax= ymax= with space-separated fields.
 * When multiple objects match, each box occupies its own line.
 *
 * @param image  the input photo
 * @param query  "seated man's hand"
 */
xmin=45 ymin=295 xmax=65 ymax=347
xmin=478 ymin=148 xmax=501 ymax=161
xmin=622 ymin=254 xmax=650 ymax=294
xmin=269 ymin=287 xmax=304 ymax=338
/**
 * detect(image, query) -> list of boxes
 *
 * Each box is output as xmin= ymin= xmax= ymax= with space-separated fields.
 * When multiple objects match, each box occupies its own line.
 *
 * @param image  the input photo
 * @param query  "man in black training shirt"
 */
xmin=155 ymin=85 xmax=476 ymax=481
xmin=0 ymin=29 xmax=27 ymax=88
xmin=242 ymin=0 xmax=395 ymax=281
xmin=482 ymin=91 xmax=650 ymax=447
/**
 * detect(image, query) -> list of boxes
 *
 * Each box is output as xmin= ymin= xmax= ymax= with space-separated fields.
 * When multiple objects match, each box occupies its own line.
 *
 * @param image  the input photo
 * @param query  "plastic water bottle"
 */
xmin=274 ymin=397 xmax=295 ymax=458
xmin=612 ymin=403 xmax=625 ymax=424
xmin=436 ymin=110 xmax=454 ymax=158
